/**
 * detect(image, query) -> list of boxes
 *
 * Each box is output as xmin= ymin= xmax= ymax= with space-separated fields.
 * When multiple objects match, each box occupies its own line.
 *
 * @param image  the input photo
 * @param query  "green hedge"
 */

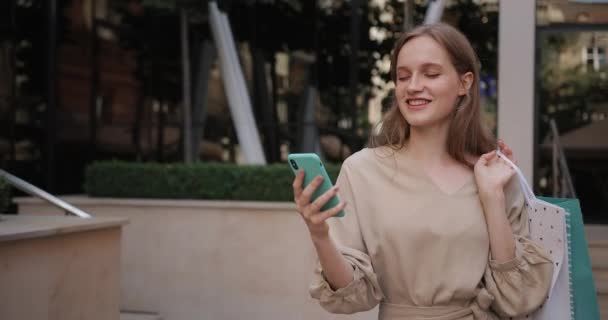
xmin=0 ymin=177 xmax=10 ymax=213
xmin=85 ymin=161 xmax=341 ymax=201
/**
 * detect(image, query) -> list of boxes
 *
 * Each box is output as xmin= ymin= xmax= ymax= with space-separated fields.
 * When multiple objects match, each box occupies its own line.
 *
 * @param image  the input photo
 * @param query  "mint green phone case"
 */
xmin=288 ymin=153 xmax=345 ymax=217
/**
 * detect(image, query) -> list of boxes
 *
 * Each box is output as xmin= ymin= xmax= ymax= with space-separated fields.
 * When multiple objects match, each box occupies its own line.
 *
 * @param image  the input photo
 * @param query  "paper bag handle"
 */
xmin=496 ymin=149 xmax=537 ymax=204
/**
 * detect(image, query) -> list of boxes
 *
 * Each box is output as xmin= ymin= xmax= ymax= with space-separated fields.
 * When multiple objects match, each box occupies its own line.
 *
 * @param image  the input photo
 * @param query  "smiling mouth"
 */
xmin=406 ymin=98 xmax=432 ymax=109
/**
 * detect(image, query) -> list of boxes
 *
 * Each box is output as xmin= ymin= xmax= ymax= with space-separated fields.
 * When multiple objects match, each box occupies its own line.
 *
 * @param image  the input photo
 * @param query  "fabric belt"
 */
xmin=378 ymin=288 xmax=496 ymax=320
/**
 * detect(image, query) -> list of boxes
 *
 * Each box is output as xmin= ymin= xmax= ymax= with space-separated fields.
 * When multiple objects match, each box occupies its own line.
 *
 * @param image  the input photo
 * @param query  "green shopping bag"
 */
xmin=539 ymin=197 xmax=600 ymax=320
xmin=498 ymin=150 xmax=600 ymax=320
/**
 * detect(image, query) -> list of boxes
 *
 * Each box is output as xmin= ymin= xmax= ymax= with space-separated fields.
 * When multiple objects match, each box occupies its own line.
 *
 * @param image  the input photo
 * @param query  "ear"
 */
xmin=457 ymin=72 xmax=474 ymax=96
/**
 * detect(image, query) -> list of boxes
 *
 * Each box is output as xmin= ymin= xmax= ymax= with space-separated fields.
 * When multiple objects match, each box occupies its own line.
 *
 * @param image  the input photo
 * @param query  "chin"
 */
xmin=400 ymin=107 xmax=454 ymax=129
xmin=403 ymin=113 xmax=452 ymax=129
xmin=406 ymin=118 xmax=434 ymax=128
xmin=399 ymin=108 xmax=429 ymax=126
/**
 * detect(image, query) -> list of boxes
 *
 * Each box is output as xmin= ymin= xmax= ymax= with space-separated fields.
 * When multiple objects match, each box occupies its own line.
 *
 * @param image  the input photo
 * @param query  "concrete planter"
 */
xmin=16 ymin=196 xmax=376 ymax=320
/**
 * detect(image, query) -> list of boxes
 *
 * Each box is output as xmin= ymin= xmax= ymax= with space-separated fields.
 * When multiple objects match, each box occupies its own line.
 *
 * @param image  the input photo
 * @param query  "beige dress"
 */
xmin=310 ymin=147 xmax=553 ymax=320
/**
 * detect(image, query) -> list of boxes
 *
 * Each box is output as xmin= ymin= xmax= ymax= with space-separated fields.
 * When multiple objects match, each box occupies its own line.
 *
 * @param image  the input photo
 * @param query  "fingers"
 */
xmin=309 ymin=185 xmax=340 ymax=213
xmin=299 ymin=174 xmax=324 ymax=205
xmin=496 ymin=156 xmax=515 ymax=172
xmin=487 ymin=150 xmax=516 ymax=172
xmin=294 ymin=179 xmax=346 ymax=226
xmin=292 ymin=169 xmax=305 ymax=200
xmin=498 ymin=139 xmax=516 ymax=163
xmin=311 ymin=202 xmax=348 ymax=224
xmin=477 ymin=150 xmax=496 ymax=166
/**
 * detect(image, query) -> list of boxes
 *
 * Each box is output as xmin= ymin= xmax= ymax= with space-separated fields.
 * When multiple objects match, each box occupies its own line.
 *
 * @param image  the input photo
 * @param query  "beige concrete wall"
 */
xmin=17 ymin=197 xmax=377 ymax=320
xmin=0 ymin=226 xmax=122 ymax=320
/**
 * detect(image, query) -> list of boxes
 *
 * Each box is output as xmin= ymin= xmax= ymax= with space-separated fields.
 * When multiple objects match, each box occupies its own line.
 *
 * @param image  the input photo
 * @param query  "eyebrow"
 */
xmin=396 ymin=63 xmax=443 ymax=71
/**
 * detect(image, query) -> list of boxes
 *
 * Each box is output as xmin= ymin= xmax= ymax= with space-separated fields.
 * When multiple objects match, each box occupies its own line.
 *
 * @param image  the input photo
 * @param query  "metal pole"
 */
xmin=253 ymin=49 xmax=278 ymax=162
xmin=349 ymin=0 xmax=361 ymax=150
xmin=180 ymin=9 xmax=193 ymax=163
xmin=46 ymin=0 xmax=58 ymax=192
xmin=7 ymin=1 xmax=17 ymax=162
xmin=552 ymin=134 xmax=558 ymax=197
xmin=424 ymin=0 xmax=446 ymax=25
xmin=4 ymin=42 xmax=16 ymax=162
xmin=191 ymin=41 xmax=215 ymax=160
xmin=219 ymin=11 xmax=266 ymax=163
xmin=208 ymin=2 xmax=266 ymax=164
xmin=403 ymin=0 xmax=415 ymax=31
xmin=300 ymin=86 xmax=323 ymax=156
xmin=250 ymin=3 xmax=277 ymax=162
xmin=89 ymin=0 xmax=99 ymax=163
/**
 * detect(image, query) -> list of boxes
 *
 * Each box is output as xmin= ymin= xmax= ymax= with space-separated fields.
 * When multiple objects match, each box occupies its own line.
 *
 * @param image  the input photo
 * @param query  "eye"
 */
xmin=398 ymin=75 xmax=411 ymax=81
xmin=426 ymin=73 xmax=440 ymax=78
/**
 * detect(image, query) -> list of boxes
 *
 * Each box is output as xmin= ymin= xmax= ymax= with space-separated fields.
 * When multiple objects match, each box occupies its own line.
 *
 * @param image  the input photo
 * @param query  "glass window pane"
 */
xmin=537 ymin=0 xmax=608 ymax=25
xmin=536 ymin=28 xmax=608 ymax=224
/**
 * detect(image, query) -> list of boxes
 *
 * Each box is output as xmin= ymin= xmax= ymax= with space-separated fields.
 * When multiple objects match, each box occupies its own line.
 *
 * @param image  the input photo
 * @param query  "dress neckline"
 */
xmin=390 ymin=146 xmax=477 ymax=197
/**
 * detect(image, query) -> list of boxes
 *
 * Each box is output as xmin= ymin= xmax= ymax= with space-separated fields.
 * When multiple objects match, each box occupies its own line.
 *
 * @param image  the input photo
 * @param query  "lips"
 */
xmin=406 ymin=98 xmax=432 ymax=110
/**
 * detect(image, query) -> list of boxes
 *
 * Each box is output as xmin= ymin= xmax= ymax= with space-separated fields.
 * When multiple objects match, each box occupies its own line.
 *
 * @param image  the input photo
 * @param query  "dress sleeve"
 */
xmin=309 ymin=161 xmax=384 ymax=314
xmin=483 ymin=176 xmax=554 ymax=317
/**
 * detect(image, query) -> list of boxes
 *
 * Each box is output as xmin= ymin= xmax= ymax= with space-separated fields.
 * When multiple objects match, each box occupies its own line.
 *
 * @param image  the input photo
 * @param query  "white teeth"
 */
xmin=408 ymin=99 xmax=429 ymax=106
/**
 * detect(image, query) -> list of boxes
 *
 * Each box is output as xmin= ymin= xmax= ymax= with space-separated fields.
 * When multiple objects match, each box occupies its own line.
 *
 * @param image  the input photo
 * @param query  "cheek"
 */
xmin=433 ymin=79 xmax=461 ymax=101
xmin=395 ymin=82 xmax=407 ymax=97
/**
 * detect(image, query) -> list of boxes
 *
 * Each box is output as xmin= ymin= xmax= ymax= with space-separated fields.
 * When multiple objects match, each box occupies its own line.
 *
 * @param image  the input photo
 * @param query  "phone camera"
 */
xmin=290 ymin=159 xmax=299 ymax=170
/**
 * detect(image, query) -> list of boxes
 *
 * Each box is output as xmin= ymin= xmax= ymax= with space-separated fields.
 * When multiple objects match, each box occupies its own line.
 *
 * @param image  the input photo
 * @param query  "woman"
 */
xmin=292 ymin=23 xmax=553 ymax=319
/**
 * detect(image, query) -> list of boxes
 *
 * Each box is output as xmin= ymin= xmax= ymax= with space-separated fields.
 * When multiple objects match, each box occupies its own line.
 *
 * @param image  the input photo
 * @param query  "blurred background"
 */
xmin=1 ymin=1 xmax=608 ymax=320
xmin=0 ymin=0 xmax=607 ymax=223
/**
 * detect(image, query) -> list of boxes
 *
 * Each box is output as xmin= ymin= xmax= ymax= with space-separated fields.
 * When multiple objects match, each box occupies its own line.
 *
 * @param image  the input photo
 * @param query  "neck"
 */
xmin=406 ymin=121 xmax=452 ymax=166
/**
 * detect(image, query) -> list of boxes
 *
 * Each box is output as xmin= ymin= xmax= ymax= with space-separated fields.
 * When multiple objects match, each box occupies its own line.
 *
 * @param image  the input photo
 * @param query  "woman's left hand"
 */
xmin=474 ymin=140 xmax=516 ymax=198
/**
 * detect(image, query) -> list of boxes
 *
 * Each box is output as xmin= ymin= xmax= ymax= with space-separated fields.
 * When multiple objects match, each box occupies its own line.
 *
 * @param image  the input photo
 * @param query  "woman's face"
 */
xmin=394 ymin=35 xmax=472 ymax=129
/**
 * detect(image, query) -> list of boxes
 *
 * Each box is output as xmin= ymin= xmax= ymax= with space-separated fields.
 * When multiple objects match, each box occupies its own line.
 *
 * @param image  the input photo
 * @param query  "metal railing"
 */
xmin=0 ymin=169 xmax=92 ymax=218
xmin=550 ymin=119 xmax=577 ymax=198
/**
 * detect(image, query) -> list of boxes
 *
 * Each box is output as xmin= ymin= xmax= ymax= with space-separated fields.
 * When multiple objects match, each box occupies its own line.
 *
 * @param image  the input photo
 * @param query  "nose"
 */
xmin=406 ymin=74 xmax=423 ymax=93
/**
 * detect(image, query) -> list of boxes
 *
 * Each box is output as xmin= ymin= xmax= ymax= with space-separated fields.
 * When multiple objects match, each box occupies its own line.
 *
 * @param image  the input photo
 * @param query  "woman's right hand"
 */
xmin=292 ymin=169 xmax=348 ymax=240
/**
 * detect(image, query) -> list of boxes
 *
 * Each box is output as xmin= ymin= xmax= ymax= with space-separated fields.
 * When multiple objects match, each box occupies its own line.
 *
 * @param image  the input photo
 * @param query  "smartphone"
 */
xmin=288 ymin=153 xmax=345 ymax=218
